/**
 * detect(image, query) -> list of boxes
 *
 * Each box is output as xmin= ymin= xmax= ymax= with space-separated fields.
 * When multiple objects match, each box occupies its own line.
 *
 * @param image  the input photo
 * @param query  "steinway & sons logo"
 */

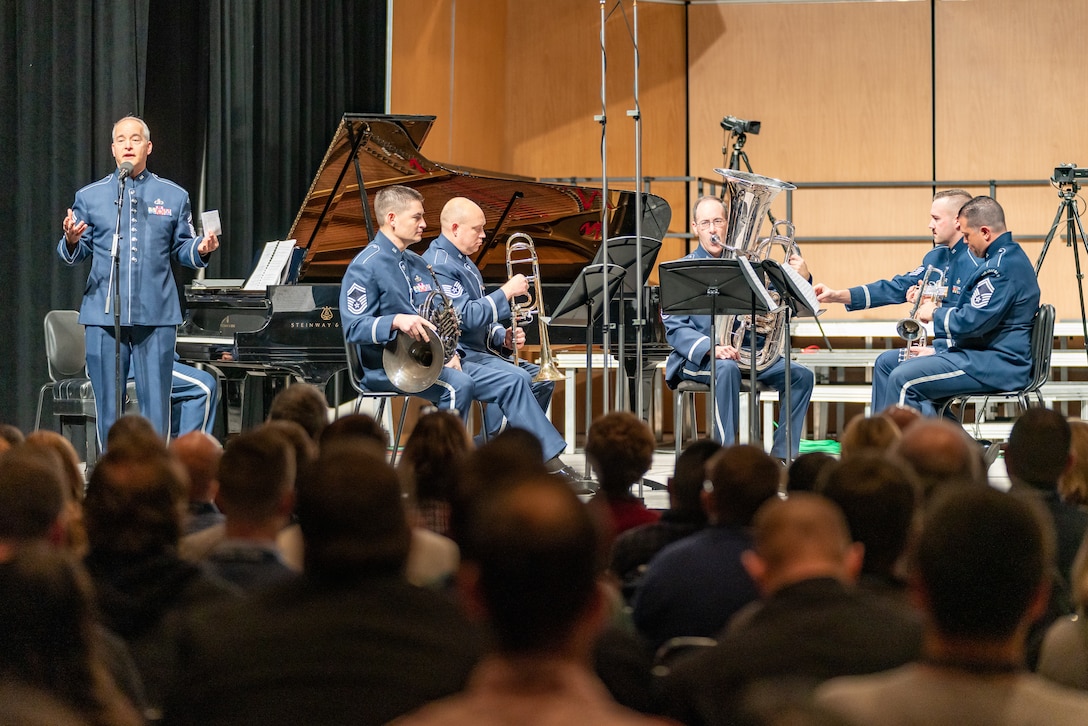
xmin=289 ymin=306 xmax=339 ymax=329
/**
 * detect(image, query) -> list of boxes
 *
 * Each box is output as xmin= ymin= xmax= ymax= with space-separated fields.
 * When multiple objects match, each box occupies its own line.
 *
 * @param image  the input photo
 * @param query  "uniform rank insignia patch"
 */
xmin=971 ymin=278 xmax=995 ymax=309
xmin=346 ymin=283 xmax=367 ymax=314
xmin=909 ymin=265 xmax=925 ymax=276
xmin=442 ymin=282 xmax=464 ymax=299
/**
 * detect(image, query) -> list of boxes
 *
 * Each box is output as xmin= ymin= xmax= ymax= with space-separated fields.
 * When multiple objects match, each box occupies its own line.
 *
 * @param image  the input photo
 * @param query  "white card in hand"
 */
xmin=201 ymin=210 xmax=223 ymax=236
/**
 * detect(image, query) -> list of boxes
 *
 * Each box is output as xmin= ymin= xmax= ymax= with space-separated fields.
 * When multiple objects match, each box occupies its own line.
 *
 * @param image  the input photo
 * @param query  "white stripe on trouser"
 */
xmin=172 ymin=369 xmax=214 ymax=434
xmin=434 ymin=378 xmax=459 ymax=417
xmin=898 ymin=369 xmax=968 ymax=405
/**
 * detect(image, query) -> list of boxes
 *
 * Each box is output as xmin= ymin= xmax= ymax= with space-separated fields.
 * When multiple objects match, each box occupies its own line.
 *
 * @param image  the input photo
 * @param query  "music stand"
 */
xmin=659 ymin=257 xmax=776 ymax=446
xmin=551 ymin=262 xmax=628 ymax=478
xmin=761 ymin=259 xmax=822 ymax=464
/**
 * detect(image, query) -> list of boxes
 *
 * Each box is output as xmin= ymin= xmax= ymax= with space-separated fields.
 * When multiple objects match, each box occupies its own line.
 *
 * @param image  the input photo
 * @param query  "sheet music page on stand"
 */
xmin=243 ymin=240 xmax=297 ymax=291
xmin=779 ymin=262 xmax=822 ymax=316
xmin=738 ymin=258 xmax=779 ymax=311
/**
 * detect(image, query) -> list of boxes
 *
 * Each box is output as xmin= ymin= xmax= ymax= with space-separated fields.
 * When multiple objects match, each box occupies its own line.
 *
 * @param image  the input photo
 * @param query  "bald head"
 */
xmin=895 ymin=419 xmax=985 ymax=504
xmin=169 ymin=431 xmax=222 ymax=503
xmin=743 ymin=493 xmax=860 ymax=595
xmin=440 ymin=197 xmax=487 ymax=256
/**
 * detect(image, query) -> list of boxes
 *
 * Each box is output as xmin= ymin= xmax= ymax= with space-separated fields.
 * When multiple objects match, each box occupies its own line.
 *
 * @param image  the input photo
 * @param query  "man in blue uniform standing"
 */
xmin=422 ymin=197 xmax=576 ymax=479
xmin=340 ymin=185 xmax=476 ymax=419
xmin=663 ymin=195 xmax=814 ymax=460
xmin=58 ymin=116 xmax=219 ymax=447
xmin=874 ymin=196 xmax=1040 ymax=412
xmin=813 ymin=189 xmax=979 ymax=414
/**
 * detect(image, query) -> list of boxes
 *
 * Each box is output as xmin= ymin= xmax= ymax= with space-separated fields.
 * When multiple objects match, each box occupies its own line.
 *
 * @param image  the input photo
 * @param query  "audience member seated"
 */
xmin=817 ymin=486 xmax=1088 ymax=725
xmin=880 ymin=403 xmax=923 ymax=433
xmin=398 ymin=409 xmax=472 ymax=539
xmin=169 ymin=431 xmax=224 ymax=535
xmin=585 ymin=411 xmax=659 ymax=539
xmin=267 ymin=382 xmax=330 ymax=442
xmin=164 ymin=443 xmax=484 ymax=726
xmin=1059 ymin=420 xmax=1088 ymax=507
xmin=1038 ymin=535 xmax=1088 ymax=690
xmin=660 ymin=493 xmax=922 ymax=725
xmin=0 ymin=422 xmax=24 ymax=453
xmin=839 ymin=413 xmax=901 ymax=461
xmin=23 ymin=430 xmax=88 ymax=554
xmin=632 ymin=445 xmax=779 ymax=652
xmin=0 ymin=544 xmax=143 ymax=726
xmin=609 ymin=439 xmax=719 ymax=599
xmin=893 ymin=418 xmax=987 ymax=505
xmin=82 ymin=446 xmax=239 ymax=713
xmin=319 ymin=412 xmax=389 ymax=454
xmin=785 ymin=452 xmax=836 ymax=493
xmin=817 ymin=452 xmax=921 ymax=605
xmin=204 ymin=428 xmax=297 ymax=591
xmin=105 ymin=414 xmax=166 ymax=453
xmin=392 ymin=475 xmax=669 ymax=726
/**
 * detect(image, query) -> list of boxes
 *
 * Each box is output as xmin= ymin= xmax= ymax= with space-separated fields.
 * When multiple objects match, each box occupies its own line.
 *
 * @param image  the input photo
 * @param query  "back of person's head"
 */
xmin=787 ymin=452 xmax=836 ymax=493
xmin=0 ymin=445 xmax=68 ymax=542
xmin=296 ymin=443 xmax=410 ymax=579
xmin=462 ymin=475 xmax=601 ymax=654
xmin=84 ymin=449 xmax=187 ymax=555
xmin=106 ymin=414 xmax=165 ymax=455
xmin=0 ymin=543 xmax=138 ymax=726
xmin=319 ymin=413 xmax=389 ymax=453
xmin=455 ymin=428 xmax=548 ymax=544
xmin=914 ymin=486 xmax=1052 ymax=641
xmin=958 ymin=195 xmax=1007 ymax=232
xmin=398 ymin=409 xmax=471 ymax=503
xmin=168 ymin=431 xmax=222 ymax=503
xmin=1060 ymin=420 xmax=1088 ymax=506
xmin=584 ymin=411 xmax=655 ymax=496
xmin=817 ymin=453 xmax=921 ymax=577
xmin=262 ymin=418 xmax=319 ymax=477
xmin=0 ymin=423 xmax=25 ymax=452
xmin=744 ymin=493 xmax=857 ymax=591
xmin=218 ymin=428 xmax=296 ymax=524
xmin=839 ymin=414 xmax=901 ymax=461
xmin=1005 ymin=407 xmax=1071 ymax=490
xmin=671 ymin=439 xmax=721 ymax=517
xmin=267 ymin=383 xmax=329 ymax=442
xmin=704 ymin=445 xmax=781 ymax=526
xmin=880 ymin=404 xmax=923 ymax=434
xmin=894 ymin=418 xmax=986 ymax=503
xmin=24 ymin=431 xmax=85 ymax=504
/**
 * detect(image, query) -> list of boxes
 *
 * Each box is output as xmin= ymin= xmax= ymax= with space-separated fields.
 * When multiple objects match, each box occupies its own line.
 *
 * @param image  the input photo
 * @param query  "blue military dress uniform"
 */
xmin=423 ymin=235 xmax=565 ymax=461
xmin=340 ymin=231 xmax=475 ymax=418
xmin=862 ymin=240 xmax=980 ymax=413
xmin=872 ymin=232 xmax=1040 ymax=412
xmin=57 ymin=168 xmax=208 ymax=446
xmin=662 ymin=245 xmax=814 ymax=458
xmin=423 ymin=235 xmax=555 ymax=434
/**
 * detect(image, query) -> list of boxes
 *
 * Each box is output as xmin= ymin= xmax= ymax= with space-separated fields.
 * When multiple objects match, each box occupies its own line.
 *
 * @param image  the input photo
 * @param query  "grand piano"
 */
xmin=177 ymin=113 xmax=672 ymax=427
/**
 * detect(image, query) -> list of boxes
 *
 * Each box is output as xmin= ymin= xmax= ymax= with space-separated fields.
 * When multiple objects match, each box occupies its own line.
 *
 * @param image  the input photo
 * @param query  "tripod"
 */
xmin=724 ymin=131 xmax=753 ymax=173
xmin=1035 ymin=179 xmax=1088 ymax=363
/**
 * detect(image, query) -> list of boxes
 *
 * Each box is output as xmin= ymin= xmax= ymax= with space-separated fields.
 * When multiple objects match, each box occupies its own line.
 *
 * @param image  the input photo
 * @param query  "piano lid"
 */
xmin=287 ymin=113 xmax=671 ymax=283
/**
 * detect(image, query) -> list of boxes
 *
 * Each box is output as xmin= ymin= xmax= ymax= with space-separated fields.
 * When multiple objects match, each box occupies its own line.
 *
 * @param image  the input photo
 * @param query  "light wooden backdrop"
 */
xmin=390 ymin=0 xmax=1088 ymax=324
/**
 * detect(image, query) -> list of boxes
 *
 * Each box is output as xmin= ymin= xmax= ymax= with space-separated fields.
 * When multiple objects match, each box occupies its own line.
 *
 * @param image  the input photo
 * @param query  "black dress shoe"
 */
xmin=550 ymin=465 xmax=595 ymax=495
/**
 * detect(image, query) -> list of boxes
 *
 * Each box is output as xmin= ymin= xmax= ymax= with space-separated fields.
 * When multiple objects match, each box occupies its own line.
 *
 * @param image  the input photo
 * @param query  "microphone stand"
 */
xmin=108 ymin=171 xmax=126 ymax=429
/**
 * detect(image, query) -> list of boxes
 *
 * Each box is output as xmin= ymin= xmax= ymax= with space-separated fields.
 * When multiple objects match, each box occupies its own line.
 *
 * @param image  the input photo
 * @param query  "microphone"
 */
xmin=118 ymin=162 xmax=135 ymax=180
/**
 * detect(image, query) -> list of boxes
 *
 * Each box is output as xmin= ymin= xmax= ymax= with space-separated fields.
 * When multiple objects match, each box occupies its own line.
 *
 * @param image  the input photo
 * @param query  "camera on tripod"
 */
xmin=1053 ymin=164 xmax=1088 ymax=185
xmin=721 ymin=116 xmax=761 ymax=135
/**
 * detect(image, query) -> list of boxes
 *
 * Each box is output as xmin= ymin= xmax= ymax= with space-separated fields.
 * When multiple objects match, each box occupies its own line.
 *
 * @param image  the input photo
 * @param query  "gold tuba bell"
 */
xmin=711 ymin=168 xmax=797 ymax=373
xmin=505 ymin=233 xmax=563 ymax=382
xmin=382 ymin=265 xmax=462 ymax=393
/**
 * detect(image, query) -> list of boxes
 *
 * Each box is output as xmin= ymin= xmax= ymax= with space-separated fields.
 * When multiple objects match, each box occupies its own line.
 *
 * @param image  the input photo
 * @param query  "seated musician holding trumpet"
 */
xmin=663 ymin=195 xmax=815 ymax=460
xmin=423 ymin=197 xmax=581 ymax=484
xmin=814 ymin=189 xmax=978 ymax=415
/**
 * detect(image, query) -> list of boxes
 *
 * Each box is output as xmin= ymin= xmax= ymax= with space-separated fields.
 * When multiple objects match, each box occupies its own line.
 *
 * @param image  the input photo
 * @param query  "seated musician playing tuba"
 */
xmin=662 ymin=195 xmax=814 ymax=460
xmin=423 ymin=197 xmax=582 ymax=485
xmin=340 ymin=185 xmax=477 ymax=419
xmin=813 ymin=189 xmax=978 ymax=417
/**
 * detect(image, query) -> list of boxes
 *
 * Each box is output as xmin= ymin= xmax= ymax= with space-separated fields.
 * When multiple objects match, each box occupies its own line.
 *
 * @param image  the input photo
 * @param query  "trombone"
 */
xmin=505 ymin=233 xmax=563 ymax=382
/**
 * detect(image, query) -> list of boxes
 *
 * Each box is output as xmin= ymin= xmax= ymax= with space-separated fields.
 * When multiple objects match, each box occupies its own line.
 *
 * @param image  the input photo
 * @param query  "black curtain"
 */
xmin=0 ymin=0 xmax=386 ymax=431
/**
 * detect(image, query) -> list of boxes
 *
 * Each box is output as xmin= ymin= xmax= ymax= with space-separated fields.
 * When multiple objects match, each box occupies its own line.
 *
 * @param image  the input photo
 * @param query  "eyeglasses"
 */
xmin=696 ymin=218 xmax=726 ymax=230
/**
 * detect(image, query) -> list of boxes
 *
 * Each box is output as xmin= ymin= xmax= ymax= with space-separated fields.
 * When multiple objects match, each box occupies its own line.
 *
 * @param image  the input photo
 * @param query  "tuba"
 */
xmin=711 ymin=168 xmax=797 ymax=373
xmin=382 ymin=264 xmax=462 ymax=393
xmin=896 ymin=265 xmax=947 ymax=362
xmin=505 ymin=233 xmax=563 ymax=381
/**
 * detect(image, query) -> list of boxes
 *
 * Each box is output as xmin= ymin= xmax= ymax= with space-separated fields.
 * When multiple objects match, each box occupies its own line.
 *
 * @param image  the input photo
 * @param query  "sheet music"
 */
xmin=243 ymin=240 xmax=297 ymax=291
xmin=779 ymin=261 xmax=822 ymax=316
xmin=738 ymin=258 xmax=779 ymax=311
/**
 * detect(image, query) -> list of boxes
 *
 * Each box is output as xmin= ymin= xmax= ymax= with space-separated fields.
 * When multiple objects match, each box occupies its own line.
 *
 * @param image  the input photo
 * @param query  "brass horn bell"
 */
xmin=382 ymin=327 xmax=445 ymax=393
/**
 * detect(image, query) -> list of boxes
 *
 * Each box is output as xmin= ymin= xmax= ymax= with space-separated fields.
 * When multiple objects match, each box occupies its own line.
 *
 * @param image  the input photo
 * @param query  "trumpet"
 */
xmin=896 ymin=265 xmax=947 ymax=362
xmin=505 ymin=233 xmax=563 ymax=382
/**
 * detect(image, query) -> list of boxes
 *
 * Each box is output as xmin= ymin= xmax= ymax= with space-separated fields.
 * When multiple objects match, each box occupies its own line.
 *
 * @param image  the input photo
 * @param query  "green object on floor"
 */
xmin=799 ymin=439 xmax=841 ymax=456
